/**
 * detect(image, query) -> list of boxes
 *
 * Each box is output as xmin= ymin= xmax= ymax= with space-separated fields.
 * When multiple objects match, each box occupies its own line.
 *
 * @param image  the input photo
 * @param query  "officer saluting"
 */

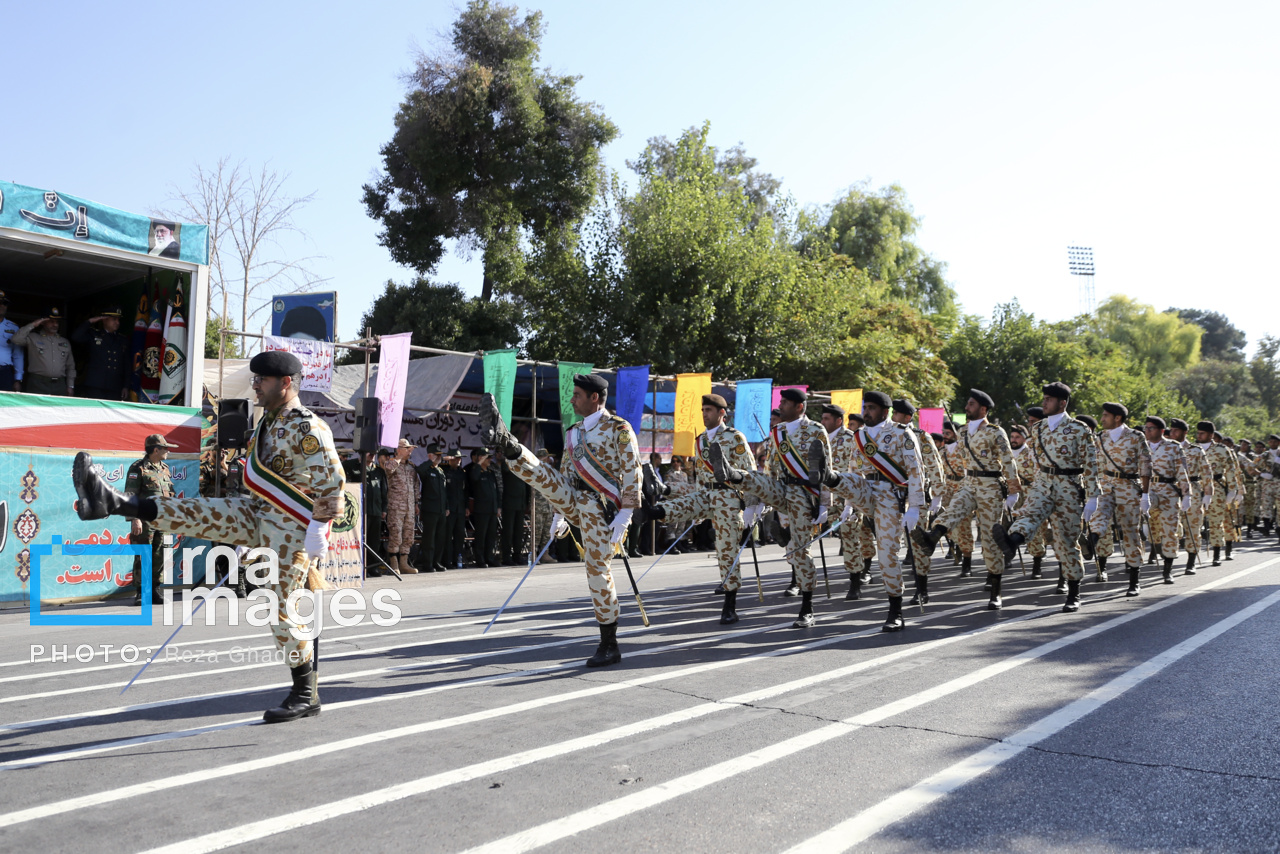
xmin=71 ymin=306 xmax=130 ymax=400
xmin=125 ymin=433 xmax=176 ymax=605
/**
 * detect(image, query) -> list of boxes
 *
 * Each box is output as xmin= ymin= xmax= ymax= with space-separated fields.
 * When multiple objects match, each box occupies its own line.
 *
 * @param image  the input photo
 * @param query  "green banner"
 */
xmin=483 ymin=349 xmax=519 ymax=430
xmin=557 ymin=361 xmax=594 ymax=435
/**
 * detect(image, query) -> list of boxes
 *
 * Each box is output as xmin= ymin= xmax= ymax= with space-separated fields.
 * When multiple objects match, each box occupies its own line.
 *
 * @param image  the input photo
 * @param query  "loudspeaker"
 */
xmin=354 ymin=397 xmax=382 ymax=454
xmin=218 ymin=399 xmax=252 ymax=448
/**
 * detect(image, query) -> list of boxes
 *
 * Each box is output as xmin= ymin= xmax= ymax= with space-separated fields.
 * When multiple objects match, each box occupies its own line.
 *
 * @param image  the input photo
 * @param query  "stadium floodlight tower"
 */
xmin=1067 ymin=245 xmax=1096 ymax=315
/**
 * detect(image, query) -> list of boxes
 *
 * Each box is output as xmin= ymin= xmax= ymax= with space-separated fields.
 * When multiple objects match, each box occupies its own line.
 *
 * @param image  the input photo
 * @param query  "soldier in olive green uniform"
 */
xmin=364 ymin=450 xmax=391 ymax=574
xmin=468 ymin=448 xmax=501 ymax=566
xmin=70 ymin=306 xmax=130 ymax=400
xmin=444 ymin=450 xmax=467 ymax=569
xmin=125 ymin=433 xmax=176 ymax=604
xmin=417 ymin=443 xmax=449 ymax=572
xmin=12 ymin=307 xmax=75 ymax=396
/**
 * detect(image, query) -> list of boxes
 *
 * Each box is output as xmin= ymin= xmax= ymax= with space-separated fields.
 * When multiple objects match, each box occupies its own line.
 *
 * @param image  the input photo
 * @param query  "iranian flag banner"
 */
xmin=0 ymin=393 xmax=201 ymax=452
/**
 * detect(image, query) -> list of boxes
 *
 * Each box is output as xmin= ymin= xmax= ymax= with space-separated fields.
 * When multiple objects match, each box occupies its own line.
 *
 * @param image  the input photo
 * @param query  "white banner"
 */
xmin=375 ymin=333 xmax=412 ymax=449
xmin=318 ymin=393 xmax=487 ymax=464
xmin=263 ymin=335 xmax=334 ymax=392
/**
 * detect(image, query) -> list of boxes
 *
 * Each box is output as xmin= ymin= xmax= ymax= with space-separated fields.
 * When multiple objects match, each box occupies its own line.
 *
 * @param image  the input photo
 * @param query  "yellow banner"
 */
xmin=673 ymin=373 xmax=712 ymax=456
xmin=830 ymin=389 xmax=863 ymax=425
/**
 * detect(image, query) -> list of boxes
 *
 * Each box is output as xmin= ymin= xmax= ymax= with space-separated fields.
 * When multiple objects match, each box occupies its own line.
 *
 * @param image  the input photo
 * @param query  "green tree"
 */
xmin=1166 ymin=359 xmax=1257 ymax=420
xmin=204 ymin=312 xmax=243 ymax=359
xmin=362 ymin=0 xmax=617 ymax=300
xmin=1250 ymin=336 xmax=1280 ymax=419
xmin=1170 ymin=308 xmax=1247 ymax=362
xmin=1092 ymin=295 xmax=1201 ymax=374
xmin=1215 ymin=404 xmax=1276 ymax=438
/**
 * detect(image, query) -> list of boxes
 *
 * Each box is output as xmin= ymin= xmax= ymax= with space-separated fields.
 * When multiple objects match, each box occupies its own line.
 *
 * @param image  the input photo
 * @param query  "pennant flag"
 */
xmin=483 ymin=349 xmax=519 ymax=430
xmin=830 ymin=389 xmax=863 ymax=425
xmin=772 ymin=384 xmax=808 ymax=410
xmin=734 ymin=378 xmax=772 ymax=442
xmin=556 ymin=361 xmax=593 ymax=434
xmin=375 ymin=332 xmax=412 ymax=448
xmin=127 ymin=290 xmax=149 ymax=402
xmin=614 ymin=365 xmax=649 ymax=435
xmin=673 ymin=373 xmax=711 ymax=456
xmin=140 ymin=284 xmax=165 ymax=404
xmin=918 ymin=407 xmax=945 ymax=434
xmin=159 ymin=284 xmax=187 ymax=405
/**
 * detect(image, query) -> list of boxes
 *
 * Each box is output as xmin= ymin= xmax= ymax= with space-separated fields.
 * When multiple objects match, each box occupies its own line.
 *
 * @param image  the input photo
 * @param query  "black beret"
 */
xmin=1026 ymin=406 xmax=1045 ymax=419
xmin=1213 ymin=431 xmax=1223 ymax=440
xmin=573 ymin=373 xmax=607 ymax=395
xmin=1102 ymin=402 xmax=1128 ymax=419
xmin=968 ymin=389 xmax=994 ymax=409
xmin=1197 ymin=420 xmax=1215 ymax=433
xmin=1009 ymin=425 xmax=1026 ymax=437
xmin=821 ymin=403 xmax=845 ymax=418
xmin=779 ymin=387 xmax=807 ymax=404
xmin=769 ymin=407 xmax=782 ymax=417
xmin=1169 ymin=418 xmax=1189 ymax=431
xmin=1043 ymin=382 xmax=1071 ymax=400
xmin=1268 ymin=434 xmax=1280 ymax=442
xmin=1076 ymin=414 xmax=1098 ymax=430
xmin=1145 ymin=416 xmax=1166 ymax=430
xmin=702 ymin=393 xmax=728 ymax=409
xmin=942 ymin=420 xmax=957 ymax=431
xmin=892 ymin=398 xmax=916 ymax=416
xmin=249 ymin=350 xmax=302 ymax=377
xmin=847 ymin=411 xmax=865 ymax=423
xmin=864 ymin=391 xmax=892 ymax=409
xmin=930 ymin=431 xmax=945 ymax=442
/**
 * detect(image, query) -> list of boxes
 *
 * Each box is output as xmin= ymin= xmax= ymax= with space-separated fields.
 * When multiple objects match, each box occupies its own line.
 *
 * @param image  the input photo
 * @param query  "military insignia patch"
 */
xmin=277 ymin=428 xmax=286 ymax=439
xmin=863 ymin=442 xmax=879 ymax=456
xmin=300 ymin=422 xmax=311 ymax=434
xmin=300 ymin=435 xmax=321 ymax=455
xmin=271 ymin=456 xmax=285 ymax=473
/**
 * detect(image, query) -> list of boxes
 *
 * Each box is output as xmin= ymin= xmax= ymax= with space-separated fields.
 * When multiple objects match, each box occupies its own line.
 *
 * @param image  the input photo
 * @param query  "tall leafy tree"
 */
xmin=1250 ymin=336 xmax=1280 ymax=419
xmin=363 ymin=0 xmax=617 ymax=300
xmin=1169 ymin=308 xmax=1247 ymax=362
xmin=1091 ymin=295 xmax=1202 ymax=374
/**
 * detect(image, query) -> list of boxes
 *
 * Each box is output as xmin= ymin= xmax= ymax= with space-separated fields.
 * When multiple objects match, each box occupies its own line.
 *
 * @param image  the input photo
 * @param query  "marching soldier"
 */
xmin=1237 ymin=437 xmax=1259 ymax=539
xmin=1170 ymin=418 xmax=1213 ymax=574
xmin=72 ymin=350 xmax=346 ymax=723
xmin=1073 ymin=414 xmax=1109 ymax=572
xmin=709 ymin=387 xmax=831 ymax=628
xmin=1200 ymin=422 xmax=1242 ymax=565
xmin=992 ymin=382 xmax=1099 ymax=613
xmin=915 ymin=390 xmax=1019 ymax=609
xmin=646 ymin=393 xmax=756 ymax=624
xmin=1260 ymin=437 xmax=1280 ymax=537
xmin=937 ymin=421 xmax=976 ymax=575
xmin=1008 ymin=425 xmax=1044 ymax=577
xmin=70 ymin=306 xmax=130 ymax=400
xmin=820 ymin=403 xmax=865 ymax=599
xmin=846 ymin=411 xmax=877 ymax=583
xmin=891 ymin=399 xmax=945 ymax=606
xmin=1143 ymin=416 xmax=1192 ymax=584
xmin=1021 ymin=405 xmax=1054 ymax=580
xmin=1086 ymin=403 xmax=1152 ymax=595
xmin=480 ymin=375 xmax=642 ymax=667
xmin=381 ymin=439 xmax=419 ymax=573
xmin=124 ymin=433 xmax=176 ymax=605
xmin=12 ymin=307 xmax=75 ymax=396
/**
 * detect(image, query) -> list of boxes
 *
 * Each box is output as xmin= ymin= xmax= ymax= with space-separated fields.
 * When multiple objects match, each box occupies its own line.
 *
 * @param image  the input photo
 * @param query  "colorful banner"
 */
xmin=318 ymin=392 xmax=486 ymax=465
xmin=772 ymin=384 xmax=809 ymax=410
xmin=673 ymin=373 xmax=712 ymax=456
xmin=952 ymin=413 xmax=968 ymax=426
xmin=830 ymin=389 xmax=863 ymax=425
xmin=141 ymin=287 xmax=165 ymax=403
xmin=482 ymin=348 xmax=519 ymax=433
xmin=159 ymin=285 xmax=188 ymax=405
xmin=375 ymin=332 xmax=412 ymax=449
xmin=264 ymin=335 xmax=334 ymax=392
xmin=0 ymin=180 xmax=209 ymax=265
xmin=557 ymin=361 xmax=593 ymax=434
xmin=0 ymin=392 xmax=202 ymax=452
xmin=320 ymin=480 xmax=363 ymax=588
xmin=918 ymin=407 xmax=945 ymax=434
xmin=271 ymin=292 xmax=337 ymax=343
xmin=734 ymin=378 xmax=772 ymax=442
xmin=614 ymin=366 xmax=649 ymax=435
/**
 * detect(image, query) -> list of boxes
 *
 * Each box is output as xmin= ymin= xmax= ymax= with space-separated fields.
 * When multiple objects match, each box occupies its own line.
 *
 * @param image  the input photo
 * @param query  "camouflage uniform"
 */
xmin=1147 ymin=438 xmax=1191 ymax=559
xmin=660 ymin=424 xmax=756 ymax=591
xmin=1203 ymin=442 xmax=1242 ymax=549
xmin=1090 ymin=425 xmax=1153 ymax=569
xmin=147 ymin=400 xmax=346 ymax=667
xmin=1239 ymin=449 xmax=1259 ymax=528
xmin=381 ymin=456 xmax=418 ymax=563
xmin=125 ymin=457 xmax=173 ymax=596
xmin=1260 ymin=448 xmax=1280 ymax=525
xmin=904 ymin=423 xmax=945 ymax=576
xmin=934 ymin=419 xmax=1018 ymax=576
xmin=1008 ymin=414 xmax=1099 ymax=582
xmin=827 ymin=426 xmax=870 ymax=576
xmin=940 ymin=440 xmax=976 ymax=557
xmin=1180 ymin=441 xmax=1213 ymax=557
xmin=1010 ymin=442 xmax=1046 ymax=559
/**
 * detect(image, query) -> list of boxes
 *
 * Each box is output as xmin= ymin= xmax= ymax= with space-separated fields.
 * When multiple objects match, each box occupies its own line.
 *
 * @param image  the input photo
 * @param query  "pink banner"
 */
xmin=771 ymin=385 xmax=809 ymax=410
xmin=375 ymin=332 xmax=412 ymax=448
xmin=918 ymin=407 xmax=945 ymax=434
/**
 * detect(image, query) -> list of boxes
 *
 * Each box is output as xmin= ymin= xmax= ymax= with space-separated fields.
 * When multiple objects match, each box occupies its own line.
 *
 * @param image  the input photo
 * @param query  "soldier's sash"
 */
xmin=855 ymin=428 xmax=908 ymax=487
xmin=697 ymin=431 xmax=715 ymax=474
xmin=244 ymin=435 xmax=314 ymax=525
xmin=567 ymin=426 xmax=621 ymax=510
xmin=771 ymin=425 xmax=819 ymax=496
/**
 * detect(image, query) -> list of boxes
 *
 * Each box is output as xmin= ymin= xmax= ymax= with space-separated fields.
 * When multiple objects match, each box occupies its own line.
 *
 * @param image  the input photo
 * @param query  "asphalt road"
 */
xmin=3 ymin=531 xmax=1280 ymax=853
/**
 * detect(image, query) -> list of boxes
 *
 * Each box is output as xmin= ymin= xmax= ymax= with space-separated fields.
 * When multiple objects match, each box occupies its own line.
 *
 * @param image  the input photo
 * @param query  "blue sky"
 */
xmin=3 ymin=1 xmax=1275 ymax=353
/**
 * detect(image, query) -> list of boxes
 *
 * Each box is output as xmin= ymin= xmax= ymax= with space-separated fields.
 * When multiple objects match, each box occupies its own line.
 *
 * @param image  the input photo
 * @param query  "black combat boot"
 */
xmin=1126 ymin=565 xmax=1141 ymax=597
xmin=720 ymin=590 xmax=739 ymax=625
xmin=263 ymin=662 xmax=320 ymax=723
xmin=1084 ymin=531 xmax=1100 ymax=562
xmin=983 ymin=572 xmax=995 ymax=591
xmin=73 ymin=452 xmax=155 ymax=521
xmin=1146 ymin=543 xmax=1158 ymax=565
xmin=882 ymin=596 xmax=905 ymax=632
xmin=1185 ymin=553 xmax=1198 ymax=575
xmin=960 ymin=554 xmax=973 ymax=577
xmin=478 ymin=392 xmax=524 ymax=458
xmin=1031 ymin=556 xmax=1043 ymax=578
xmin=1212 ymin=546 xmax=1221 ymax=567
xmin=909 ymin=571 xmax=929 ymax=606
xmin=1055 ymin=571 xmax=1068 ymax=594
xmin=708 ymin=443 xmax=745 ymax=485
xmin=784 ymin=569 xmax=800 ymax=597
xmin=861 ymin=558 xmax=872 ymax=583
xmin=988 ymin=574 xmax=1003 ymax=610
xmin=585 ymin=621 xmax=622 ymax=667
xmin=1062 ymin=578 xmax=1082 ymax=613
xmin=1162 ymin=557 xmax=1175 ymax=584
xmin=793 ymin=591 xmax=815 ymax=628
xmin=1096 ymin=557 xmax=1108 ymax=584
xmin=846 ymin=572 xmax=862 ymax=600
xmin=1225 ymin=541 xmax=1234 ymax=561
xmin=1246 ymin=521 xmax=1254 ymax=540
xmin=912 ymin=525 xmax=947 ymax=558
xmin=990 ymin=523 xmax=1023 ymax=563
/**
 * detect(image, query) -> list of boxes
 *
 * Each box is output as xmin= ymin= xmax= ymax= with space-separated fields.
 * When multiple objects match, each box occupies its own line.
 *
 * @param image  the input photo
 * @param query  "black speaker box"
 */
xmin=354 ymin=397 xmax=382 ymax=454
xmin=218 ymin=399 xmax=252 ymax=448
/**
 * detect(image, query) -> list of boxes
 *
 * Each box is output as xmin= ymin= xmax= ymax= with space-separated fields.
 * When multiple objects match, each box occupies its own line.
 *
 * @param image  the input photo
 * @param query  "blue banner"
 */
xmin=651 ymin=392 xmax=676 ymax=414
xmin=734 ymin=378 xmax=773 ymax=442
xmin=0 ymin=180 xmax=209 ymax=265
xmin=614 ymin=366 xmax=649 ymax=435
xmin=271 ymin=292 xmax=337 ymax=342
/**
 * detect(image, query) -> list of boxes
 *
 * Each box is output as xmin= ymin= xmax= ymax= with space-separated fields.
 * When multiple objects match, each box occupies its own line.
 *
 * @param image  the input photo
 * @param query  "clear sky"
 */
xmin=3 ymin=1 xmax=1275 ymax=353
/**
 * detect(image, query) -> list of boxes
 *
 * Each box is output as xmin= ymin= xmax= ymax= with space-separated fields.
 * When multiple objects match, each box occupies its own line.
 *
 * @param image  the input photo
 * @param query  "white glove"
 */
xmin=902 ymin=506 xmax=920 ymax=530
xmin=1202 ymin=494 xmax=1213 ymax=508
xmin=1262 ymin=472 xmax=1274 ymax=480
xmin=816 ymin=505 xmax=829 ymax=526
xmin=839 ymin=505 xmax=854 ymax=524
xmin=1140 ymin=493 xmax=1150 ymax=514
xmin=608 ymin=508 xmax=633 ymax=545
xmin=929 ymin=496 xmax=942 ymax=515
xmin=1005 ymin=495 xmax=1019 ymax=511
xmin=304 ymin=519 xmax=329 ymax=561
xmin=1227 ymin=490 xmax=1240 ymax=504
xmin=1083 ymin=497 xmax=1098 ymax=520
xmin=742 ymin=504 xmax=762 ymax=527
xmin=550 ymin=513 xmax=570 ymax=539
xmin=1180 ymin=495 xmax=1192 ymax=512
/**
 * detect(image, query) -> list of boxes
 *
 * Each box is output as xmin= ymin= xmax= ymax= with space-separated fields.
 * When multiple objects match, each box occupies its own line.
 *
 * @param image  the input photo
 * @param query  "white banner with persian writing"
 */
xmin=263 ymin=335 xmax=334 ymax=392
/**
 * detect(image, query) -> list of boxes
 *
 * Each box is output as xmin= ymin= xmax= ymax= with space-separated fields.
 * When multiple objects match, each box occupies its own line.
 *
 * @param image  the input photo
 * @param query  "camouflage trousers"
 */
xmin=1206 ymin=490 xmax=1234 ymax=548
xmin=939 ymin=481 xmax=975 ymax=556
xmin=151 ymin=496 xmax=312 ymax=667
xmin=1010 ymin=474 xmax=1087 ymax=581
xmin=1260 ymin=478 xmax=1280 ymax=521
xmin=508 ymin=448 xmax=620 ymax=624
xmin=1089 ymin=478 xmax=1143 ymax=568
xmin=827 ymin=475 xmax=907 ymax=597
xmin=837 ymin=502 xmax=877 ymax=574
xmin=1181 ymin=489 xmax=1209 ymax=555
xmin=737 ymin=474 xmax=819 ymax=593
xmin=1243 ymin=481 xmax=1258 ymax=523
xmin=1148 ymin=484 xmax=1182 ymax=558
xmin=662 ymin=487 xmax=745 ymax=591
xmin=936 ymin=478 xmax=1007 ymax=575
xmin=385 ymin=503 xmax=415 ymax=555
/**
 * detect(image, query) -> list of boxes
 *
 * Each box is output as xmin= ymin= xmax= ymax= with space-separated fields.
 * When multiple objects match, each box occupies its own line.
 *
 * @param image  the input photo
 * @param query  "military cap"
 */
xmin=1076 ymin=414 xmax=1098 ymax=430
xmin=473 ymin=447 xmax=491 ymax=458
xmin=249 ymin=349 xmax=302 ymax=377
xmin=892 ymin=398 xmax=916 ymax=416
xmin=1102 ymin=402 xmax=1128 ymax=419
xmin=1237 ymin=436 xmax=1250 ymax=444
xmin=573 ymin=373 xmax=608 ymax=395
xmin=1197 ymin=420 xmax=1215 ymax=433
xmin=943 ymin=420 xmax=957 ymax=431
xmin=1266 ymin=433 xmax=1280 ymax=442
xmin=144 ymin=433 xmax=176 ymax=449
xmin=702 ymin=393 xmax=728 ymax=410
xmin=535 ymin=448 xmax=551 ymax=459
xmin=426 ymin=442 xmax=441 ymax=454
xmin=847 ymin=412 xmax=865 ymax=424
xmin=1169 ymin=418 xmax=1189 ymax=431
xmin=968 ymin=389 xmax=994 ymax=409
xmin=46 ymin=306 xmax=62 ymax=319
xmin=778 ymin=387 xmax=807 ymax=404
xmin=1145 ymin=416 xmax=1166 ymax=430
xmin=863 ymin=391 xmax=892 ymax=409
xmin=445 ymin=447 xmax=462 ymax=458
xmin=821 ymin=403 xmax=845 ymax=418
xmin=1042 ymin=382 xmax=1071 ymax=400
xmin=397 ymin=438 xmax=413 ymax=449
xmin=1026 ymin=406 xmax=1045 ymax=419
xmin=376 ymin=447 xmax=393 ymax=457
xmin=100 ymin=306 xmax=123 ymax=318
xmin=930 ymin=431 xmax=945 ymax=442
xmin=1213 ymin=431 xmax=1224 ymax=441
xmin=1009 ymin=425 xmax=1026 ymax=437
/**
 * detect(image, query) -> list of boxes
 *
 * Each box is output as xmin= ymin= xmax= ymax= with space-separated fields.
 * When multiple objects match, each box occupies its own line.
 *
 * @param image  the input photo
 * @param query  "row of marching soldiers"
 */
xmin=473 ymin=376 xmax=1280 ymax=669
